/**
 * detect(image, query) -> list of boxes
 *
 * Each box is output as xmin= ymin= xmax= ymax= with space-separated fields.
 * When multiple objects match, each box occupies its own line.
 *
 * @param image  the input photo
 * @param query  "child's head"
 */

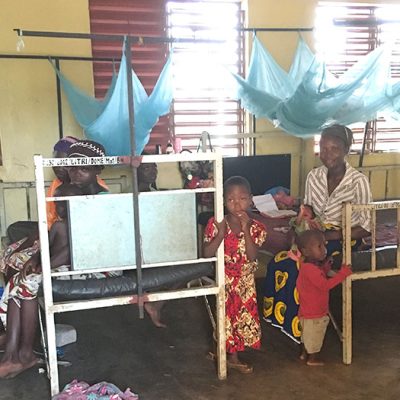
xmin=137 ymin=162 xmax=158 ymax=186
xmin=67 ymin=140 xmax=106 ymax=189
xmin=223 ymin=176 xmax=252 ymax=216
xmin=52 ymin=136 xmax=79 ymax=182
xmin=300 ymin=204 xmax=315 ymax=220
xmin=54 ymin=183 xmax=83 ymax=220
xmin=296 ymin=230 xmax=327 ymax=263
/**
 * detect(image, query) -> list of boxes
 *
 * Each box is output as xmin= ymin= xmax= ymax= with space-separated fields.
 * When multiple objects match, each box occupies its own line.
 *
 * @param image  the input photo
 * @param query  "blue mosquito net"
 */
xmin=51 ymin=44 xmax=173 ymax=155
xmin=233 ymin=36 xmax=400 ymax=137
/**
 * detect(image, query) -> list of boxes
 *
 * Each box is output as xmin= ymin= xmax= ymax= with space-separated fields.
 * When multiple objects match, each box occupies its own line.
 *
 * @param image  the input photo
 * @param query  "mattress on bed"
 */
xmin=332 ymin=246 xmax=398 ymax=271
xmin=47 ymin=262 xmax=214 ymax=302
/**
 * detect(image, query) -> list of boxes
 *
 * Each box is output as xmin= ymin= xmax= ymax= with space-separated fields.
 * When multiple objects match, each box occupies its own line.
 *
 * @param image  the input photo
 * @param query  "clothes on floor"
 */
xmin=204 ymin=217 xmax=266 ymax=353
xmin=52 ymin=380 xmax=139 ymax=400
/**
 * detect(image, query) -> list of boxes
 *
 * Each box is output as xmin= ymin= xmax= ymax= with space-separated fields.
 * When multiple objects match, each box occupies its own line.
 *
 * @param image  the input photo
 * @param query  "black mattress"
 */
xmin=50 ymin=262 xmax=214 ymax=302
xmin=332 ymin=246 xmax=398 ymax=271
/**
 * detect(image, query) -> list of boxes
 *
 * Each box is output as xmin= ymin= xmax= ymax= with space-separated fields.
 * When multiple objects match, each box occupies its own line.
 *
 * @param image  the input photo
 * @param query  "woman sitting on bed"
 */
xmin=263 ymin=124 xmax=372 ymax=343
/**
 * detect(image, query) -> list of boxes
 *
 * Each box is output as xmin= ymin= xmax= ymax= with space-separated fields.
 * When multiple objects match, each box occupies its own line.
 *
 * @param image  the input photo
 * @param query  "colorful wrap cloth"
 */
xmin=262 ymin=234 xmax=361 ymax=343
xmin=0 ymin=238 xmax=41 ymax=328
xmin=52 ymin=380 xmax=139 ymax=400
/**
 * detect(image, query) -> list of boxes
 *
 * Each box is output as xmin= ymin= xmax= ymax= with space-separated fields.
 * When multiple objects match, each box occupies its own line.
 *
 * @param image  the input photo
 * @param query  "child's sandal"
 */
xmin=227 ymin=361 xmax=253 ymax=374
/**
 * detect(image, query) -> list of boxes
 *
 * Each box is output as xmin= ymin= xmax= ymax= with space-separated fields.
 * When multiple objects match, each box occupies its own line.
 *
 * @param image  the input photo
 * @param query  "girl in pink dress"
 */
xmin=203 ymin=176 xmax=266 ymax=373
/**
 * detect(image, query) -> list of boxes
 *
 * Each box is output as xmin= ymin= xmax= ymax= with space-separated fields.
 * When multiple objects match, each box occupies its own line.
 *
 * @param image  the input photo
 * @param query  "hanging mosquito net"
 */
xmin=51 ymin=43 xmax=173 ymax=155
xmin=233 ymin=36 xmax=400 ymax=137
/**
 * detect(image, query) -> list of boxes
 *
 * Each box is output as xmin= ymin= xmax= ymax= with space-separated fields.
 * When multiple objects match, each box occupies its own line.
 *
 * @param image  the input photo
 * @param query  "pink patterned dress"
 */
xmin=204 ymin=217 xmax=266 ymax=353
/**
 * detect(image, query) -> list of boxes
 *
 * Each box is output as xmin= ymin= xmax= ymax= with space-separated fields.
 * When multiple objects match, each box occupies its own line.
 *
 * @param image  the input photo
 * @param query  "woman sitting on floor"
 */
xmin=0 ymin=139 xmax=111 ymax=378
xmin=263 ymin=124 xmax=372 ymax=343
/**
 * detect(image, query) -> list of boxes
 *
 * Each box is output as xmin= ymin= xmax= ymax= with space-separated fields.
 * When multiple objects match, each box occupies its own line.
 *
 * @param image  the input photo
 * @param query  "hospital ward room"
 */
xmin=1 ymin=1 xmax=400 ymax=399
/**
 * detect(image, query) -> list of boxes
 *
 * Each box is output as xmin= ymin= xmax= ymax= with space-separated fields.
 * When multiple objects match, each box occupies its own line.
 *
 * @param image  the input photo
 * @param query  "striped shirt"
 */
xmin=304 ymin=162 xmax=372 ymax=232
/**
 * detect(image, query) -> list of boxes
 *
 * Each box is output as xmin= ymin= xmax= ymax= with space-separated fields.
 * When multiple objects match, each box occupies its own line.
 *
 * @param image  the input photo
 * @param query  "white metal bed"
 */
xmin=34 ymin=152 xmax=227 ymax=396
xmin=341 ymin=200 xmax=400 ymax=364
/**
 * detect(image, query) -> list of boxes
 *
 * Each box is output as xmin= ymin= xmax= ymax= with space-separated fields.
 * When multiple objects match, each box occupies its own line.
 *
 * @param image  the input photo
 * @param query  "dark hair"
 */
xmin=321 ymin=124 xmax=353 ymax=150
xmin=223 ymin=175 xmax=251 ymax=196
xmin=295 ymin=230 xmax=324 ymax=252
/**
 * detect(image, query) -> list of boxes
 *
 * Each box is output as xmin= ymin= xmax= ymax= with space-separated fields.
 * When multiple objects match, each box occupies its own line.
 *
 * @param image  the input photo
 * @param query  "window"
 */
xmin=89 ymin=0 xmax=169 ymax=151
xmin=315 ymin=2 xmax=400 ymax=153
xmin=88 ymin=0 xmax=244 ymax=155
xmin=166 ymin=0 xmax=244 ymax=155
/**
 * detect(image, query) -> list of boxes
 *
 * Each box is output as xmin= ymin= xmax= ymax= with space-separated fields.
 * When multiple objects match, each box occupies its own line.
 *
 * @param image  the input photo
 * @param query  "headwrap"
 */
xmin=67 ymin=140 xmax=106 ymax=158
xmin=321 ymin=124 xmax=353 ymax=149
xmin=53 ymin=136 xmax=79 ymax=154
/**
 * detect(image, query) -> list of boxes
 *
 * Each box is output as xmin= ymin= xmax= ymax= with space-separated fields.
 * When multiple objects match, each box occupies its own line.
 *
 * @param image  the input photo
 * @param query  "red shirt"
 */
xmin=297 ymin=261 xmax=352 ymax=319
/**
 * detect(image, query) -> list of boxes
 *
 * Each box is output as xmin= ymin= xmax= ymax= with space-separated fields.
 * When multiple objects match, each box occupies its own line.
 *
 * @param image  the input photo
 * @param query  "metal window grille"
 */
xmin=315 ymin=2 xmax=400 ymax=153
xmin=166 ymin=0 xmax=245 ymax=155
xmin=89 ymin=0 xmax=245 ymax=155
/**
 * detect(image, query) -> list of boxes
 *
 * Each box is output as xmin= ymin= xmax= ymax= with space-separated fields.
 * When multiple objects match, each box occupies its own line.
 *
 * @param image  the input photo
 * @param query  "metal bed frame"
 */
xmin=341 ymin=200 xmax=400 ymax=364
xmin=34 ymin=152 xmax=227 ymax=396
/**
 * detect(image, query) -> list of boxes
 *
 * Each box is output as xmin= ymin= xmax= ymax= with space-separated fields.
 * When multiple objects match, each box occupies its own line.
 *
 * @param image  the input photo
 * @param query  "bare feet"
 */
xmin=0 ymin=356 xmax=38 ymax=379
xmin=299 ymin=344 xmax=307 ymax=361
xmin=144 ymin=302 xmax=167 ymax=328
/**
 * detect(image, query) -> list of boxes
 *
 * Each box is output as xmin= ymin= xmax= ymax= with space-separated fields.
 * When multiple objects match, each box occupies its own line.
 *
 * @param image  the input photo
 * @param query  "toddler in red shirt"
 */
xmin=296 ymin=230 xmax=352 ymax=366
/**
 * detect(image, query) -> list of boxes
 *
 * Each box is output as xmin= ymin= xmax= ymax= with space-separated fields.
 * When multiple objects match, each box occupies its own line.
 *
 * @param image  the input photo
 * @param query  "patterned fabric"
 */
xmin=0 ymin=238 xmax=41 ymax=328
xmin=263 ymin=240 xmax=360 ymax=344
xmin=204 ymin=217 xmax=266 ymax=353
xmin=52 ymin=380 xmax=139 ymax=400
xmin=304 ymin=161 xmax=372 ymax=232
xmin=262 ymin=249 xmax=302 ymax=343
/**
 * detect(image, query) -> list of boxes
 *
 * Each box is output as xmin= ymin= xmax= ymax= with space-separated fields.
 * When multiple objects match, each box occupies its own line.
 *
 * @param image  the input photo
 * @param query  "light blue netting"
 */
xmin=233 ymin=36 xmax=400 ymax=137
xmin=51 ymin=47 xmax=173 ymax=155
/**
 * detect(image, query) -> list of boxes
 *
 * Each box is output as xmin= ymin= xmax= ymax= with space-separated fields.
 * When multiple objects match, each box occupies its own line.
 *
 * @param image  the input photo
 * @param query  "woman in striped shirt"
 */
xmin=262 ymin=124 xmax=372 ymax=344
xmin=304 ymin=124 xmax=372 ymax=253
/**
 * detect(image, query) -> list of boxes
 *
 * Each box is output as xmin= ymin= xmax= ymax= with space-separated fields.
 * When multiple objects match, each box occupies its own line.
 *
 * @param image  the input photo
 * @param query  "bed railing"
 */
xmin=0 ymin=176 xmax=129 ymax=239
xmin=341 ymin=200 xmax=400 ymax=364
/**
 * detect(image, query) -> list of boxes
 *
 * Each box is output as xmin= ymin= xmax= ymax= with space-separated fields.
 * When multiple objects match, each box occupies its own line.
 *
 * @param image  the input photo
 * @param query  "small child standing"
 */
xmin=296 ymin=230 xmax=352 ymax=366
xmin=203 ymin=176 xmax=266 ymax=374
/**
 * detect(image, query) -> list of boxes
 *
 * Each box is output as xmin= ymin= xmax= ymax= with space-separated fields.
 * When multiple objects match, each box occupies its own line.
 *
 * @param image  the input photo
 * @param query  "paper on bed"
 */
xmin=253 ymin=194 xmax=297 ymax=218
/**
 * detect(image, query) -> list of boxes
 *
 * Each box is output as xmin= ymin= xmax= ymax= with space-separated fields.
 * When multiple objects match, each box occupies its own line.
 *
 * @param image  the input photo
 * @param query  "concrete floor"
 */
xmin=1 ymin=276 xmax=400 ymax=400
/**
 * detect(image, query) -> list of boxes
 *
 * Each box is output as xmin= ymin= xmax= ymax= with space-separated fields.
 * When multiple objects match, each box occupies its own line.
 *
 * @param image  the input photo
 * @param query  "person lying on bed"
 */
xmin=263 ymin=124 xmax=372 ymax=344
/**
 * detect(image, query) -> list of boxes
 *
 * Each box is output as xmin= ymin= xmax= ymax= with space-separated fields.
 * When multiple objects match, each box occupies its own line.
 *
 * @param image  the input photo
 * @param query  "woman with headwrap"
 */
xmin=263 ymin=125 xmax=372 ymax=344
xmin=47 ymin=137 xmax=109 ymax=229
xmin=0 ymin=140 xmax=111 ymax=379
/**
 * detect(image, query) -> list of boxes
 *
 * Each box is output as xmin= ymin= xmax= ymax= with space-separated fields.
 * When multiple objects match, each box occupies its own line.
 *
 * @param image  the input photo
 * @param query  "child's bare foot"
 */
xmin=299 ymin=344 xmax=307 ymax=361
xmin=144 ymin=303 xmax=167 ymax=328
xmin=0 ymin=356 xmax=38 ymax=379
xmin=306 ymin=354 xmax=324 ymax=366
